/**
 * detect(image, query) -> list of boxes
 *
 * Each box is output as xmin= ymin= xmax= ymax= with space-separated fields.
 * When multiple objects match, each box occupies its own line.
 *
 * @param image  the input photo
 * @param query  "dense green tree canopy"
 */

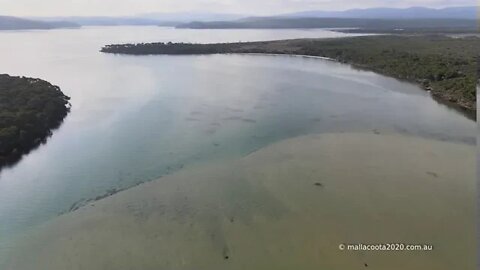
xmin=0 ymin=74 xmax=70 ymax=166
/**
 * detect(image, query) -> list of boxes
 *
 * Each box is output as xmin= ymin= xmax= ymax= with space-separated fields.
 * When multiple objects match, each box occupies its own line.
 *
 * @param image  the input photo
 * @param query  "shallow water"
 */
xmin=0 ymin=26 xmax=476 ymax=266
xmin=6 ymin=133 xmax=476 ymax=269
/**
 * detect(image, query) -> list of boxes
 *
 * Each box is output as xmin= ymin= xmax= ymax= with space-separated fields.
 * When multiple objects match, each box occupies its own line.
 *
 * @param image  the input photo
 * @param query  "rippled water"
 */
xmin=0 ymin=26 xmax=475 ymax=266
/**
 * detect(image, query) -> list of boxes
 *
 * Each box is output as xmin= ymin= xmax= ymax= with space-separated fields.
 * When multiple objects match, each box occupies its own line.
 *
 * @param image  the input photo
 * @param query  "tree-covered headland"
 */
xmin=102 ymin=35 xmax=479 ymax=113
xmin=0 ymin=74 xmax=71 ymax=167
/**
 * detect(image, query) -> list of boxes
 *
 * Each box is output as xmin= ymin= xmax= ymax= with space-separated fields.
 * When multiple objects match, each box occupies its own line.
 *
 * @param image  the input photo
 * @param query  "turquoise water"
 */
xmin=0 ymin=26 xmax=475 ymax=265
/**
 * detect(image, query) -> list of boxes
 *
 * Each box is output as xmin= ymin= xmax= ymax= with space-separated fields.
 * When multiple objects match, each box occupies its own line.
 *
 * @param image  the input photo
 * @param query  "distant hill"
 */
xmin=22 ymin=6 xmax=478 ymax=28
xmin=0 ymin=16 xmax=79 ymax=30
xmin=34 ymin=16 xmax=178 ymax=26
xmin=282 ymin=6 xmax=477 ymax=19
xmin=177 ymin=17 xmax=477 ymax=32
xmin=35 ymin=12 xmax=245 ymax=27
xmin=138 ymin=12 xmax=244 ymax=22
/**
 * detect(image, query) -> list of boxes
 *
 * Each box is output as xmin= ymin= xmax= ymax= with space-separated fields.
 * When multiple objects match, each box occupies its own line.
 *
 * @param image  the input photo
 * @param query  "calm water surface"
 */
xmin=0 ymin=26 xmax=475 ymax=265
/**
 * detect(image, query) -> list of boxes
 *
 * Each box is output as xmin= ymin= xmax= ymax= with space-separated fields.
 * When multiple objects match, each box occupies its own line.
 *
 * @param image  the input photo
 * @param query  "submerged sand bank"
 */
xmin=6 ymin=133 xmax=476 ymax=270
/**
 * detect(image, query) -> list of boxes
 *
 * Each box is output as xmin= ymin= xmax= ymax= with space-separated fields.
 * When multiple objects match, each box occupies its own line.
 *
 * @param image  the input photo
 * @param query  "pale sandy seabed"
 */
xmin=6 ymin=133 xmax=475 ymax=270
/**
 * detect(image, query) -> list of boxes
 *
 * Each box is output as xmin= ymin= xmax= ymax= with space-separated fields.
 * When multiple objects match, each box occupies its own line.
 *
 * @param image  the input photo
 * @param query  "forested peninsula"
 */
xmin=0 ymin=74 xmax=70 ymax=167
xmin=101 ymin=35 xmax=478 ymax=113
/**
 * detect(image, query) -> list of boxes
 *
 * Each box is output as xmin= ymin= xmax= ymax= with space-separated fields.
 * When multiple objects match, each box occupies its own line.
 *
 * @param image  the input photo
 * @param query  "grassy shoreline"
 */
xmin=101 ymin=35 xmax=478 ymax=114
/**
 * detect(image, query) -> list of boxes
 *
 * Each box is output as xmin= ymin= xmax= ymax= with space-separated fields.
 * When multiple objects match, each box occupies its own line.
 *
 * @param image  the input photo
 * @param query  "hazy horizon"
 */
xmin=0 ymin=0 xmax=475 ymax=17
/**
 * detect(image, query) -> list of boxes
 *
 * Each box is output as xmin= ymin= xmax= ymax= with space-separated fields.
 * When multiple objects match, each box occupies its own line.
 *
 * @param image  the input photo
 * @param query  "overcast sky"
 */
xmin=0 ymin=0 xmax=475 ymax=17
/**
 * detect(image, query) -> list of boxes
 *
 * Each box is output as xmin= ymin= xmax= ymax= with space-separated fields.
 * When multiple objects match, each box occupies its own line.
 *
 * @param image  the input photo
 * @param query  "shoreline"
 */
xmin=101 ymin=36 xmax=478 ymax=115
xmin=252 ymin=51 xmax=477 ymax=116
xmin=233 ymin=52 xmax=476 ymax=118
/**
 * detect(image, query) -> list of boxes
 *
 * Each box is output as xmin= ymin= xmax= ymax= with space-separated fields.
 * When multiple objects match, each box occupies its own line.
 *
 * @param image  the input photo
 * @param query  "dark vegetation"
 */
xmin=176 ymin=17 xmax=477 ymax=34
xmin=102 ymin=35 xmax=478 ymax=113
xmin=0 ymin=74 xmax=70 ymax=168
